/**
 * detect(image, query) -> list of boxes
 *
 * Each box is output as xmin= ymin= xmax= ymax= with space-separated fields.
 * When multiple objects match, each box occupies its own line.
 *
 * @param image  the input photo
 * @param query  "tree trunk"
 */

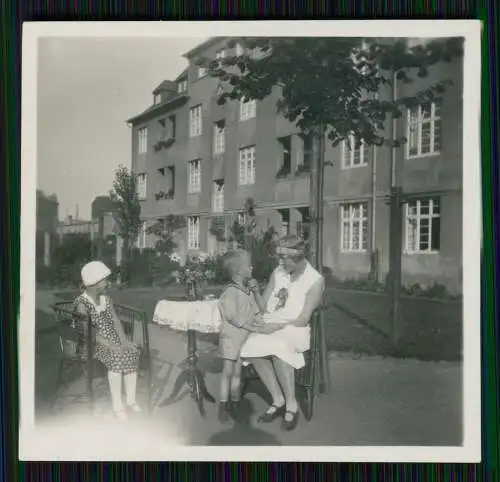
xmin=121 ymin=237 xmax=130 ymax=286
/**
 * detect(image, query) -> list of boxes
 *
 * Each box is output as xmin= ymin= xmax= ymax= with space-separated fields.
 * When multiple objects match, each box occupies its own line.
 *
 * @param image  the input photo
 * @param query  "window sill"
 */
xmin=239 ymin=117 xmax=256 ymax=122
xmin=276 ymin=174 xmax=309 ymax=182
xmin=342 ymin=163 xmax=369 ymax=170
xmin=405 ymin=152 xmax=441 ymax=160
xmin=188 ymin=191 xmax=201 ymax=195
xmin=403 ymin=250 xmax=440 ymax=255
xmin=340 ymin=250 xmax=368 ymax=254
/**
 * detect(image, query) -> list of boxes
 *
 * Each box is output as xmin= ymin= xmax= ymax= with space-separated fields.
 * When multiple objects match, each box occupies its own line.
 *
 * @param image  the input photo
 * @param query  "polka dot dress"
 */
xmin=73 ymin=293 xmax=140 ymax=374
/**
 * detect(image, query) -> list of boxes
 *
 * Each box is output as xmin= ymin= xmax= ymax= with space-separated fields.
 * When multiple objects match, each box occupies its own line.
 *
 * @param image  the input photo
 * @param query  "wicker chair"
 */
xmin=50 ymin=300 xmax=152 ymax=413
xmin=241 ymin=307 xmax=323 ymax=421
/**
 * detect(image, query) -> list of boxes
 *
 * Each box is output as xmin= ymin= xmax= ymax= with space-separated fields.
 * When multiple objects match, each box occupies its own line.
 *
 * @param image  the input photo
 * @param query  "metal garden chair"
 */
xmin=50 ymin=300 xmax=153 ymax=413
xmin=241 ymin=307 xmax=325 ymax=421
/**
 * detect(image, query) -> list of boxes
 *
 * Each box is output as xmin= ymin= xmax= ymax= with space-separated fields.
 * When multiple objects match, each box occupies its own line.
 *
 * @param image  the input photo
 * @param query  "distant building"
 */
xmin=36 ymin=190 xmax=59 ymax=266
xmin=127 ymin=37 xmax=463 ymax=293
xmin=58 ymin=215 xmax=92 ymax=238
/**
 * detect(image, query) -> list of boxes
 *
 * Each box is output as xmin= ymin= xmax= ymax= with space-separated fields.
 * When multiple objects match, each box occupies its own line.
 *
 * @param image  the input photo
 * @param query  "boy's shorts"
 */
xmin=219 ymin=324 xmax=250 ymax=361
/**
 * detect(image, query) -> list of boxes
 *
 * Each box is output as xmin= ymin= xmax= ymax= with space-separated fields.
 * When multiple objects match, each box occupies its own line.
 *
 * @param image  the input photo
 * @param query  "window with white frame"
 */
xmin=237 ymin=212 xmax=246 ymax=226
xmin=343 ymin=136 xmax=370 ymax=168
xmin=136 ymin=173 xmax=147 ymax=200
xmin=212 ymin=180 xmax=224 ymax=212
xmin=239 ymin=146 xmax=256 ymax=185
xmin=198 ymin=66 xmax=207 ymax=78
xmin=135 ymin=221 xmax=147 ymax=249
xmin=278 ymin=209 xmax=290 ymax=237
xmin=178 ymin=79 xmax=188 ymax=93
xmin=187 ymin=216 xmax=200 ymax=250
xmin=189 ymin=104 xmax=203 ymax=138
xmin=239 ymin=98 xmax=256 ymax=121
xmin=407 ymin=101 xmax=442 ymax=158
xmin=154 ymin=94 xmax=161 ymax=105
xmin=405 ymin=197 xmax=441 ymax=253
xmin=235 ymin=43 xmax=244 ymax=56
xmin=188 ymin=159 xmax=201 ymax=193
xmin=138 ymin=127 xmax=148 ymax=154
xmin=341 ymin=202 xmax=368 ymax=252
xmin=213 ymin=121 xmax=225 ymax=154
xmin=216 ymin=48 xmax=226 ymax=60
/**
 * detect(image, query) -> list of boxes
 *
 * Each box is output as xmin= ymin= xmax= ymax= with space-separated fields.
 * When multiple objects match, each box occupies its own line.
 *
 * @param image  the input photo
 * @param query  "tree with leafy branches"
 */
xmin=109 ymin=165 xmax=142 ymax=284
xmin=204 ymin=36 xmax=464 ymax=268
xmin=146 ymin=214 xmax=187 ymax=255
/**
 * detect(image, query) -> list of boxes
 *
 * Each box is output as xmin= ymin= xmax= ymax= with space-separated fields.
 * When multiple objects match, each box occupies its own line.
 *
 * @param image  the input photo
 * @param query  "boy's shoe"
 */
xmin=229 ymin=400 xmax=241 ymax=422
xmin=218 ymin=402 xmax=231 ymax=424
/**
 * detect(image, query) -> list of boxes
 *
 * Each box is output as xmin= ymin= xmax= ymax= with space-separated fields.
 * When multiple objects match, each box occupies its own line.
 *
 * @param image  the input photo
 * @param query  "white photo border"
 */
xmin=19 ymin=20 xmax=482 ymax=462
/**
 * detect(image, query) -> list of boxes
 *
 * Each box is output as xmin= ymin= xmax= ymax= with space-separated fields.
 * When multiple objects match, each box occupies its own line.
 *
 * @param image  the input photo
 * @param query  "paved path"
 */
xmin=35 ymin=322 xmax=462 ymax=448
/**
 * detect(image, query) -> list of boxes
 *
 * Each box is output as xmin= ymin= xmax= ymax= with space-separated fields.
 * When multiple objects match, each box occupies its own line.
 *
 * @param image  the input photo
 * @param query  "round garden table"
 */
xmin=152 ymin=295 xmax=221 ymax=416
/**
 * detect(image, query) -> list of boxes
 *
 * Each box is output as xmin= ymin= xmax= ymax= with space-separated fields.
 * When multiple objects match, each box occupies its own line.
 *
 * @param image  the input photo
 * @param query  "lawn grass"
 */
xmin=49 ymin=285 xmax=462 ymax=362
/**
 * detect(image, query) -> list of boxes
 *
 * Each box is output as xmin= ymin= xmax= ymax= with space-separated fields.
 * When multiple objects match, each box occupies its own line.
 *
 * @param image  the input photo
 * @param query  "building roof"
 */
xmin=126 ymin=92 xmax=189 ymax=124
xmin=182 ymin=37 xmax=228 ymax=59
xmin=153 ymin=80 xmax=177 ymax=95
xmin=174 ymin=67 xmax=188 ymax=82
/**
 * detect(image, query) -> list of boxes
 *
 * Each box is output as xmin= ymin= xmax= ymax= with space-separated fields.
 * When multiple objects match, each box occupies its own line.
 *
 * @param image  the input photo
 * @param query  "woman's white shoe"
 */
xmin=127 ymin=403 xmax=142 ymax=413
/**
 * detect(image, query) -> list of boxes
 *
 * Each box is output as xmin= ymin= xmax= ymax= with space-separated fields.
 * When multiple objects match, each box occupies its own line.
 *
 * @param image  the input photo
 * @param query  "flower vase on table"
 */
xmin=157 ymin=252 xmax=216 ymax=415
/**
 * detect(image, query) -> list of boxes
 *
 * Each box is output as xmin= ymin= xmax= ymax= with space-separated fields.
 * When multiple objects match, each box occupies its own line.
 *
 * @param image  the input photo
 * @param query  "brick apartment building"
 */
xmin=127 ymin=37 xmax=463 ymax=293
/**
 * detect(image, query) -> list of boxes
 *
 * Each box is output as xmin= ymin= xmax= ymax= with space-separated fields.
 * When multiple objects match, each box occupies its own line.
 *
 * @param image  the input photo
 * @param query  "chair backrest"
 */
xmin=296 ymin=307 xmax=321 ymax=388
xmin=52 ymin=301 xmax=94 ymax=360
xmin=114 ymin=303 xmax=147 ymax=348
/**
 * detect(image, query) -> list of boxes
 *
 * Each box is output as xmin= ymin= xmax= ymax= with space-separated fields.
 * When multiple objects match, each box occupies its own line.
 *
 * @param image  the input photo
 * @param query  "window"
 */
xmin=407 ymin=101 xmax=442 ymax=158
xmin=212 ymin=180 xmax=224 ymax=212
xmin=278 ymin=209 xmax=290 ymax=237
xmin=189 ymin=105 xmax=203 ymax=138
xmin=216 ymin=48 xmax=226 ymax=60
xmin=240 ymin=98 xmax=256 ymax=121
xmin=157 ymin=166 xmax=176 ymax=198
xmin=154 ymin=94 xmax=161 ymax=105
xmin=405 ymin=198 xmax=441 ymax=253
xmin=302 ymin=135 xmax=313 ymax=169
xmin=297 ymin=207 xmax=311 ymax=240
xmin=138 ymin=127 xmax=147 ymax=154
xmin=235 ymin=43 xmax=244 ymax=56
xmin=343 ymin=136 xmax=370 ymax=168
xmin=214 ymin=121 xmax=226 ymax=154
xmin=178 ymin=79 xmax=188 ymax=93
xmin=188 ymin=216 xmax=200 ymax=250
xmin=237 ymin=212 xmax=246 ymax=226
xmin=136 ymin=221 xmax=147 ymax=249
xmin=341 ymin=202 xmax=368 ymax=252
xmin=188 ymin=159 xmax=201 ymax=193
xmin=277 ymin=136 xmax=292 ymax=177
xmin=136 ymin=173 xmax=147 ymax=200
xmin=198 ymin=66 xmax=207 ymax=78
xmin=239 ymin=146 xmax=256 ymax=185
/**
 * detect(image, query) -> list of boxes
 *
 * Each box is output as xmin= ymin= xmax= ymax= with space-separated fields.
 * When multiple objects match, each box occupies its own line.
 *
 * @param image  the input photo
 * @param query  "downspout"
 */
xmin=391 ymin=69 xmax=397 ymax=187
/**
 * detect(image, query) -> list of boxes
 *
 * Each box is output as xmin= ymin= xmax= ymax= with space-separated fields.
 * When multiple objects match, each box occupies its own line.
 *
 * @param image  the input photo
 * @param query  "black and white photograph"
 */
xmin=20 ymin=21 xmax=481 ymax=461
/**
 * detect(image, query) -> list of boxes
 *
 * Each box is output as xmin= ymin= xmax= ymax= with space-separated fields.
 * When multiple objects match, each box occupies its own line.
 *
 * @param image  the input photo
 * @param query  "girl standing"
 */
xmin=74 ymin=261 xmax=141 ymax=421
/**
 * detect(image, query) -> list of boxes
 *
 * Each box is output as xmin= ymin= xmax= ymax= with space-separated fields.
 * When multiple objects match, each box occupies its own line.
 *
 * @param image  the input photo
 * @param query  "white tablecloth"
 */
xmin=152 ymin=299 xmax=222 ymax=334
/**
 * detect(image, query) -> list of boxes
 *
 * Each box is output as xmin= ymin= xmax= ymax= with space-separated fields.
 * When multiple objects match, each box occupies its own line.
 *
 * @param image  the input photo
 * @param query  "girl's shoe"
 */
xmin=127 ymin=402 xmax=142 ymax=413
xmin=114 ymin=408 xmax=128 ymax=421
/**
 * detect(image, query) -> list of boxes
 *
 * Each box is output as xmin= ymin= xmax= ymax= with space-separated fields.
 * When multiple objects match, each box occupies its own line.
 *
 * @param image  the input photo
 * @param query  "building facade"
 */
xmin=127 ymin=37 xmax=463 ymax=293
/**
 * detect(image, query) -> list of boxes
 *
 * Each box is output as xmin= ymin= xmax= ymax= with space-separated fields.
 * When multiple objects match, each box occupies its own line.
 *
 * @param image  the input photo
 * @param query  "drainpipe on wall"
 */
xmin=391 ymin=69 xmax=398 ymax=188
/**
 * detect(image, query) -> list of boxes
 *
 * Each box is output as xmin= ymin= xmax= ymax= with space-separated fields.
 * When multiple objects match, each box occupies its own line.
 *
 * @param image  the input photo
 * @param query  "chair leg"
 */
xmin=304 ymin=386 xmax=314 ymax=421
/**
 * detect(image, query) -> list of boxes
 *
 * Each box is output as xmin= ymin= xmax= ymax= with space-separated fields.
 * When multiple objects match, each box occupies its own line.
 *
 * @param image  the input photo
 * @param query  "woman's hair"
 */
xmin=277 ymin=235 xmax=308 ymax=262
xmin=221 ymin=249 xmax=250 ymax=278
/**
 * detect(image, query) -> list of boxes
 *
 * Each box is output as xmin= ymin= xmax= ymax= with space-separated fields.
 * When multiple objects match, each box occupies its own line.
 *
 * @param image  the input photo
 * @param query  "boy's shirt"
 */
xmin=218 ymin=283 xmax=260 ymax=332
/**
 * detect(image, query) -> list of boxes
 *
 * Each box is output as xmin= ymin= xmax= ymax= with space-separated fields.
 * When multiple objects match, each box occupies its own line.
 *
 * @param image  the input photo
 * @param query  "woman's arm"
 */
xmin=288 ymin=277 xmax=325 ymax=327
xmin=75 ymin=300 xmax=117 ymax=349
xmin=107 ymin=297 xmax=131 ymax=346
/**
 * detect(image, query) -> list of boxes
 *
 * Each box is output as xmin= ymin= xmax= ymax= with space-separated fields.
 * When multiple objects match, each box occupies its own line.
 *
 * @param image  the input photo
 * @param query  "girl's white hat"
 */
xmin=81 ymin=261 xmax=111 ymax=287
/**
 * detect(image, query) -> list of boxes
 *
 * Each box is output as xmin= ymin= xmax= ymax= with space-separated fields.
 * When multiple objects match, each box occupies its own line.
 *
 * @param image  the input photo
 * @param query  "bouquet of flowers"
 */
xmin=171 ymin=251 xmax=216 ymax=287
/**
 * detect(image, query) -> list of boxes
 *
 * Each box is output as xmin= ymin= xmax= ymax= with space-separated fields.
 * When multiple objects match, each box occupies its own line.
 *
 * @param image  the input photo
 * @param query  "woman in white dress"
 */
xmin=242 ymin=236 xmax=324 ymax=430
